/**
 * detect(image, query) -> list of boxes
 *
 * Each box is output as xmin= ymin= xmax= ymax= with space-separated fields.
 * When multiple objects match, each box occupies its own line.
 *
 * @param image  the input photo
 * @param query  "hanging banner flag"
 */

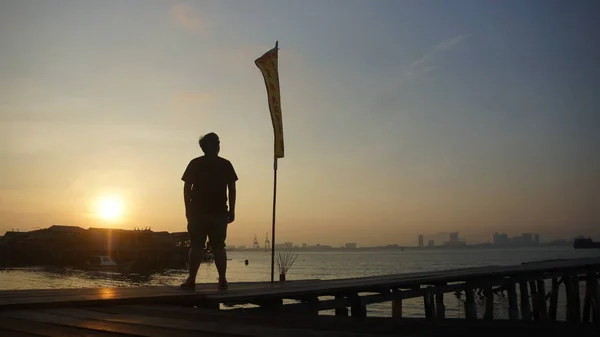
xmin=255 ymin=41 xmax=284 ymax=159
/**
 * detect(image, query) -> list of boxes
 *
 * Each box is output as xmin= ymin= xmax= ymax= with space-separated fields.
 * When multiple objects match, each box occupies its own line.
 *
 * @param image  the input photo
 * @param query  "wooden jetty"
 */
xmin=1 ymin=257 xmax=599 ymax=336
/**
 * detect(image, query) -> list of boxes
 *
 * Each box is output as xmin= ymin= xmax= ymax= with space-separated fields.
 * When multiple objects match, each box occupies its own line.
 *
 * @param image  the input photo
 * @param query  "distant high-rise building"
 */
xmin=533 ymin=234 xmax=540 ymax=245
xmin=450 ymin=232 xmax=459 ymax=243
xmin=418 ymin=235 xmax=424 ymax=248
xmin=493 ymin=233 xmax=509 ymax=246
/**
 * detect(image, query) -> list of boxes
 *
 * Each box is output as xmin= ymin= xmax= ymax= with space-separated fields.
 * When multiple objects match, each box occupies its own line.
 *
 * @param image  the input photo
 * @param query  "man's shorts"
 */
xmin=187 ymin=213 xmax=228 ymax=251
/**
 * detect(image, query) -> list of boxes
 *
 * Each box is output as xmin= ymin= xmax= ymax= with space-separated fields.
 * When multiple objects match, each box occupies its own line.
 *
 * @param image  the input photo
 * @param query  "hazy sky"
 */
xmin=1 ymin=0 xmax=599 ymax=246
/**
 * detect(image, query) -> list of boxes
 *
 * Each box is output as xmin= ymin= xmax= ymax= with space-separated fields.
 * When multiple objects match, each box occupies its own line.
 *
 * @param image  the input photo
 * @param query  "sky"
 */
xmin=1 ymin=0 xmax=599 ymax=246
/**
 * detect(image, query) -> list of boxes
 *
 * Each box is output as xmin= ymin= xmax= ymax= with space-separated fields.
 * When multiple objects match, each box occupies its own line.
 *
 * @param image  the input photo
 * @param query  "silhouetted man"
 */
xmin=180 ymin=133 xmax=237 ymax=289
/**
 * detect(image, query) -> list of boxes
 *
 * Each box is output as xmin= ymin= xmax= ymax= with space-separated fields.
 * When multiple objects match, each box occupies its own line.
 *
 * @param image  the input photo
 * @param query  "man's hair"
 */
xmin=199 ymin=132 xmax=220 ymax=154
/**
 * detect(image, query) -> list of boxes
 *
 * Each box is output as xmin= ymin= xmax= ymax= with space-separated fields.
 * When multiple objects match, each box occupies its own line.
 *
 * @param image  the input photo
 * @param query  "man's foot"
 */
xmin=218 ymin=279 xmax=228 ymax=290
xmin=180 ymin=278 xmax=195 ymax=290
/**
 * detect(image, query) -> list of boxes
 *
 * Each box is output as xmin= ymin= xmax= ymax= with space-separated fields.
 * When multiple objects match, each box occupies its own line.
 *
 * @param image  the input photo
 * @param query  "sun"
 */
xmin=96 ymin=195 xmax=124 ymax=221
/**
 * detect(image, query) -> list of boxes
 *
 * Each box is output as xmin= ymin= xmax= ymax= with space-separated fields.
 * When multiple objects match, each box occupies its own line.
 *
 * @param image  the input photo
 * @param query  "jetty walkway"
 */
xmin=0 ymin=257 xmax=599 ymax=336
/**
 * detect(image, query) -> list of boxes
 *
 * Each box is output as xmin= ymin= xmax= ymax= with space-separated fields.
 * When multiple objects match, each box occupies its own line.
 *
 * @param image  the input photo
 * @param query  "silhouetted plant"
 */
xmin=276 ymin=252 xmax=298 ymax=281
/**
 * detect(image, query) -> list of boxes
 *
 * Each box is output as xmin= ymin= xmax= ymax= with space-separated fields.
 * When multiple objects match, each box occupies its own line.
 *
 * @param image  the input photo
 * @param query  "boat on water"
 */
xmin=85 ymin=255 xmax=135 ymax=271
xmin=573 ymin=237 xmax=600 ymax=249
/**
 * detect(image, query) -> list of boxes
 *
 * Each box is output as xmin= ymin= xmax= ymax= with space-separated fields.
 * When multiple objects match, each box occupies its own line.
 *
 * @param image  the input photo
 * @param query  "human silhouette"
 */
xmin=180 ymin=132 xmax=238 ymax=290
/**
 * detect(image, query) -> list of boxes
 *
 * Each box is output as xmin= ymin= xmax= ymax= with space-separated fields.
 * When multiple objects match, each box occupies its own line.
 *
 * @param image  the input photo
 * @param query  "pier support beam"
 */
xmin=565 ymin=275 xmax=581 ymax=322
xmin=549 ymin=278 xmax=559 ymax=321
xmin=519 ymin=281 xmax=532 ymax=321
xmin=536 ymin=279 xmax=548 ymax=321
xmin=584 ymin=272 xmax=600 ymax=323
xmin=528 ymin=280 xmax=540 ymax=320
xmin=423 ymin=289 xmax=435 ymax=319
xmin=435 ymin=287 xmax=445 ymax=319
xmin=483 ymin=287 xmax=494 ymax=320
xmin=391 ymin=289 xmax=402 ymax=318
xmin=464 ymin=286 xmax=477 ymax=320
xmin=350 ymin=294 xmax=366 ymax=318
xmin=335 ymin=295 xmax=348 ymax=316
xmin=507 ymin=281 xmax=519 ymax=320
xmin=592 ymin=273 xmax=600 ymax=323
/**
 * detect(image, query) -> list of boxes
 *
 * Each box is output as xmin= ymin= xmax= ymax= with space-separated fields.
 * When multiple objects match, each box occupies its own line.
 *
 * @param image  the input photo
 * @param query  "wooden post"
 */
xmin=335 ymin=295 xmax=348 ymax=316
xmin=587 ymin=273 xmax=599 ymax=323
xmin=519 ymin=281 xmax=532 ymax=321
xmin=304 ymin=295 xmax=320 ymax=316
xmin=350 ymin=294 xmax=366 ymax=318
xmin=583 ymin=274 xmax=592 ymax=323
xmin=435 ymin=288 xmax=445 ymax=319
xmin=484 ymin=287 xmax=494 ymax=320
xmin=424 ymin=289 xmax=435 ymax=319
xmin=565 ymin=275 xmax=581 ymax=322
xmin=464 ymin=286 xmax=477 ymax=320
xmin=549 ymin=278 xmax=559 ymax=322
xmin=507 ymin=281 xmax=519 ymax=320
xmin=529 ymin=281 xmax=539 ymax=320
xmin=573 ymin=275 xmax=582 ymax=322
xmin=536 ymin=279 xmax=548 ymax=321
xmin=391 ymin=289 xmax=402 ymax=319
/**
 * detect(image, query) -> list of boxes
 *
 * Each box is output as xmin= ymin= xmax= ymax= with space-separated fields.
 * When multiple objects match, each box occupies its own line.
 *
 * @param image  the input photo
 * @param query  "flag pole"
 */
xmin=270 ymin=156 xmax=278 ymax=283
xmin=254 ymin=40 xmax=282 ymax=284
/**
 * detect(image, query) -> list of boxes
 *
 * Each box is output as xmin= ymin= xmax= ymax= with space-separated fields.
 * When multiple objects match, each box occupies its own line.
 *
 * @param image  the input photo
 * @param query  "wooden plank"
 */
xmin=0 ymin=328 xmax=40 ymax=337
xmin=36 ymin=308 xmax=376 ymax=337
xmin=93 ymin=304 xmax=600 ymax=337
xmin=0 ymin=314 xmax=130 ymax=336
xmin=2 ymin=310 xmax=208 ymax=337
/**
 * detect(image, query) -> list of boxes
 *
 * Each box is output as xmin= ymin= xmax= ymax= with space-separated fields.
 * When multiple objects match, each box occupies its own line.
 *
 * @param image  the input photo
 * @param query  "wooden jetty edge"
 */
xmin=1 ymin=257 xmax=599 ymax=336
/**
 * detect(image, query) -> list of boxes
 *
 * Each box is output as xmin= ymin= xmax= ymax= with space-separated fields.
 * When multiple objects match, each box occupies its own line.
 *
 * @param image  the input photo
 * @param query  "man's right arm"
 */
xmin=182 ymin=160 xmax=194 ymax=219
xmin=183 ymin=182 xmax=193 ymax=218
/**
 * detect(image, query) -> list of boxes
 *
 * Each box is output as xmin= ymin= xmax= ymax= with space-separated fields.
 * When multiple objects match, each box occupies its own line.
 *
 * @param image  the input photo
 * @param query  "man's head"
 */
xmin=199 ymin=132 xmax=220 ymax=155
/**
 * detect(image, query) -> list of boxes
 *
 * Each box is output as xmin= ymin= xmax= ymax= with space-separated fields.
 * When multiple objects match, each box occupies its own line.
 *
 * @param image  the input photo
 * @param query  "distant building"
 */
xmin=493 ymin=233 xmax=509 ymax=246
xmin=450 ymin=232 xmax=460 ymax=243
xmin=444 ymin=232 xmax=466 ymax=247
xmin=345 ymin=243 xmax=357 ymax=249
xmin=427 ymin=240 xmax=435 ymax=248
xmin=418 ymin=235 xmax=424 ymax=248
xmin=533 ymin=234 xmax=540 ymax=245
xmin=274 ymin=242 xmax=294 ymax=249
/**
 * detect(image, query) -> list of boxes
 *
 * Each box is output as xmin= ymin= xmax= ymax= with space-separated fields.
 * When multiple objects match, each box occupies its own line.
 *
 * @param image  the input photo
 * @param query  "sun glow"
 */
xmin=96 ymin=195 xmax=124 ymax=221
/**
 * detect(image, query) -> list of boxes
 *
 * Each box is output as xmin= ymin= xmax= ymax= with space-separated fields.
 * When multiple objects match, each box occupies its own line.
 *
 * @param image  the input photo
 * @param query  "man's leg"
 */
xmin=183 ymin=217 xmax=206 ymax=287
xmin=209 ymin=215 xmax=228 ymax=286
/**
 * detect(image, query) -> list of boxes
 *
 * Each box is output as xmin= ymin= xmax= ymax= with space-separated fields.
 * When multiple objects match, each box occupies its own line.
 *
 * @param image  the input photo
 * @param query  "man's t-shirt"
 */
xmin=182 ymin=156 xmax=238 ymax=215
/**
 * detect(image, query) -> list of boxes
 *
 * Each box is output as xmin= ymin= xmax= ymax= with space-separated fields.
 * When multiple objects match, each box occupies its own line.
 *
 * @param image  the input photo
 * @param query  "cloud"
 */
xmin=405 ymin=34 xmax=470 ymax=79
xmin=170 ymin=3 xmax=202 ymax=31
